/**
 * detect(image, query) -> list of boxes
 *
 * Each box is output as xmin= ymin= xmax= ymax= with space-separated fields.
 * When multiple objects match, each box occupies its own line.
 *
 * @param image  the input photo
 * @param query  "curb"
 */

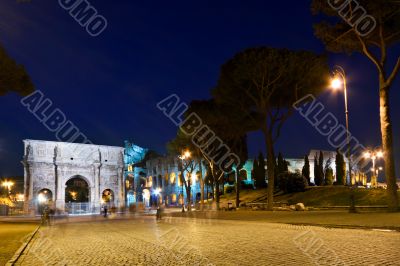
xmin=279 ymin=222 xmax=400 ymax=232
xmin=165 ymin=213 xmax=400 ymax=232
xmin=6 ymin=225 xmax=41 ymax=266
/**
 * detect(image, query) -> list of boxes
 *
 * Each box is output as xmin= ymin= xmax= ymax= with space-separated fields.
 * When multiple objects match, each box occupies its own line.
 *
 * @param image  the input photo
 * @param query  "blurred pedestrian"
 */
xmin=156 ymin=206 xmax=164 ymax=221
xmin=104 ymin=205 xmax=108 ymax=218
xmin=41 ymin=206 xmax=50 ymax=226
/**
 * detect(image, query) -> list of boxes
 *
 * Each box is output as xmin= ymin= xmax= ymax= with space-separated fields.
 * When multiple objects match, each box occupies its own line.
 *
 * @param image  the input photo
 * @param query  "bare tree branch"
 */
xmin=386 ymin=56 xmax=400 ymax=87
xmin=357 ymin=35 xmax=385 ymax=75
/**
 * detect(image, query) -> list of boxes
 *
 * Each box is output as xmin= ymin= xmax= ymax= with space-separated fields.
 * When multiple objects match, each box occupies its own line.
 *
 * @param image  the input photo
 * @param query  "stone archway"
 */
xmin=64 ymin=175 xmax=91 ymax=215
xmin=23 ymin=140 xmax=125 ymax=216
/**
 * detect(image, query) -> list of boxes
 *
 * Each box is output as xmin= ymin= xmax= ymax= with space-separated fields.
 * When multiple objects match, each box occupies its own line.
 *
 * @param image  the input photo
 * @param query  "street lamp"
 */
xmin=183 ymin=150 xmax=191 ymax=159
xmin=16 ymin=193 xmax=25 ymax=202
xmin=178 ymin=150 xmax=191 ymax=212
xmin=330 ymin=66 xmax=351 ymax=185
xmin=38 ymin=193 xmax=47 ymax=204
xmin=364 ymin=149 xmax=384 ymax=188
xmin=2 ymin=181 xmax=14 ymax=195
xmin=154 ymin=188 xmax=161 ymax=195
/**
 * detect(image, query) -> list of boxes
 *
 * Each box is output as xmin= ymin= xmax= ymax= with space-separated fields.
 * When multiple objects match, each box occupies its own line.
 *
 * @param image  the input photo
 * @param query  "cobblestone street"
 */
xmin=14 ymin=216 xmax=400 ymax=265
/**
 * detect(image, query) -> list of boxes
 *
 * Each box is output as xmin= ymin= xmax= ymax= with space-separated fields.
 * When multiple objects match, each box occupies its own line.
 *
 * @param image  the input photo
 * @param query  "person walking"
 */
xmin=41 ymin=206 xmax=50 ymax=226
xmin=103 ymin=205 xmax=108 ymax=218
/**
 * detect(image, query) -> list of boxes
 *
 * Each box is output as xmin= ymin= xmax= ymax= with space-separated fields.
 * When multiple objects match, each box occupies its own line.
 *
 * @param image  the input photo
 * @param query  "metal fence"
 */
xmin=0 ymin=204 xmax=9 ymax=216
xmin=65 ymin=202 xmax=93 ymax=215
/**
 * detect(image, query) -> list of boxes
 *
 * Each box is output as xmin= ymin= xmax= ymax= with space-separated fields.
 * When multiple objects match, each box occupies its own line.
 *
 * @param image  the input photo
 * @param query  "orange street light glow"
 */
xmin=183 ymin=150 xmax=191 ymax=159
xmin=331 ymin=78 xmax=342 ymax=90
xmin=364 ymin=152 xmax=371 ymax=159
xmin=16 ymin=194 xmax=25 ymax=202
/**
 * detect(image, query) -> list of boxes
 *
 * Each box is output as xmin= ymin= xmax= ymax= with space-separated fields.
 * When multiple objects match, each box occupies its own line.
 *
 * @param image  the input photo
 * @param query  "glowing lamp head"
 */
xmin=376 ymin=151 xmax=384 ymax=158
xmin=2 ymin=181 xmax=14 ymax=189
xmin=331 ymin=78 xmax=342 ymax=90
xmin=183 ymin=151 xmax=191 ymax=159
xmin=363 ymin=152 xmax=371 ymax=159
xmin=38 ymin=193 xmax=46 ymax=203
xmin=16 ymin=194 xmax=25 ymax=202
xmin=154 ymin=188 xmax=161 ymax=196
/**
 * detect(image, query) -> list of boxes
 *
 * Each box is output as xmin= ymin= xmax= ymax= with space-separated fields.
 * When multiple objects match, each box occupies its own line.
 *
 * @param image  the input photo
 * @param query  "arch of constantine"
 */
xmin=22 ymin=140 xmax=125 ymax=215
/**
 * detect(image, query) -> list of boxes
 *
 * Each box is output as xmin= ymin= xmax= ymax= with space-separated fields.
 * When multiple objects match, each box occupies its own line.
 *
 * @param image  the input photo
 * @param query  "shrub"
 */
xmin=278 ymin=172 xmax=308 ymax=193
xmin=241 ymin=181 xmax=255 ymax=190
xmin=224 ymin=185 xmax=235 ymax=194
xmin=324 ymin=167 xmax=334 ymax=185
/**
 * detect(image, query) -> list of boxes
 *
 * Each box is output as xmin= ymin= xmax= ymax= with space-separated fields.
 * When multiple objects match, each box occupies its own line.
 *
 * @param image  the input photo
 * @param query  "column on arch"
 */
xmin=93 ymin=163 xmax=101 ymax=212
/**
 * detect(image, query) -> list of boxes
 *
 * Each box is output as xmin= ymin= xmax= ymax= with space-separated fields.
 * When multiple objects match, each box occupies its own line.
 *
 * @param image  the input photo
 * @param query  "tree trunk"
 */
xmin=215 ymin=178 xmax=220 ymax=210
xmin=200 ymin=178 xmax=204 ymax=211
xmin=264 ymin=130 xmax=276 ymax=211
xmin=186 ymin=181 xmax=191 ymax=211
xmin=199 ymin=160 xmax=204 ymax=211
xmin=235 ymin=168 xmax=240 ymax=208
xmin=379 ymin=86 xmax=399 ymax=212
xmin=206 ymin=182 xmax=209 ymax=202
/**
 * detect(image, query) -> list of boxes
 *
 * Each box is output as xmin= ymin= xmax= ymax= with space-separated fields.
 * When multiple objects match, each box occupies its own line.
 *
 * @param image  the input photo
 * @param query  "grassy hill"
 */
xmin=221 ymin=186 xmax=400 ymax=207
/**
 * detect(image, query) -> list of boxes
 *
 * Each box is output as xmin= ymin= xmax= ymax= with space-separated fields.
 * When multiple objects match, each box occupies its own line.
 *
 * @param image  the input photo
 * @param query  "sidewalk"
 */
xmin=3 ymin=209 xmax=399 ymax=231
xmin=0 ymin=216 xmax=40 ymax=223
xmin=167 ymin=210 xmax=400 ymax=231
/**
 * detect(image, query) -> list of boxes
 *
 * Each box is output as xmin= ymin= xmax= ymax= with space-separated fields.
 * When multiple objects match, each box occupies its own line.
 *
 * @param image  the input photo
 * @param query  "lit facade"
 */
xmin=123 ymin=141 xmax=148 ymax=207
xmin=22 ymin=140 xmax=125 ymax=215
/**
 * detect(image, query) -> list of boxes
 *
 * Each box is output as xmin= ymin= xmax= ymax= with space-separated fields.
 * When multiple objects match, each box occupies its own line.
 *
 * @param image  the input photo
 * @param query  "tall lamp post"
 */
xmin=331 ymin=66 xmax=352 ymax=185
xmin=178 ymin=150 xmax=191 ymax=213
xmin=364 ymin=149 xmax=384 ymax=188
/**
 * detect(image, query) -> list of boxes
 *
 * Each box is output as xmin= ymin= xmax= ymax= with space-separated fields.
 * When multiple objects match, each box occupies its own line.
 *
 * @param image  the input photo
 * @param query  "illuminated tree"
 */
xmin=169 ymin=100 xmax=248 ymax=210
xmin=167 ymin=131 xmax=198 ymax=211
xmin=186 ymin=100 xmax=248 ymax=210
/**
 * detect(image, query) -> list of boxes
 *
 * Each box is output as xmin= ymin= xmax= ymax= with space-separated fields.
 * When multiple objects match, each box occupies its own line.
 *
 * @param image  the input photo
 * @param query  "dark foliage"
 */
xmin=278 ymin=172 xmax=308 ymax=193
xmin=335 ymin=149 xmax=346 ymax=185
xmin=0 ymin=45 xmax=35 ymax=96
xmin=302 ymin=155 xmax=310 ymax=185
xmin=254 ymin=152 xmax=266 ymax=188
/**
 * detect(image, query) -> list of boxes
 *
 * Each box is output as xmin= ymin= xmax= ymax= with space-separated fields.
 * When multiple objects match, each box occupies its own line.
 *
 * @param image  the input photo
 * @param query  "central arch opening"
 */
xmin=37 ymin=188 xmax=53 ymax=214
xmin=65 ymin=175 xmax=90 ymax=215
xmin=65 ymin=176 xmax=89 ymax=203
xmin=102 ymin=189 xmax=114 ymax=205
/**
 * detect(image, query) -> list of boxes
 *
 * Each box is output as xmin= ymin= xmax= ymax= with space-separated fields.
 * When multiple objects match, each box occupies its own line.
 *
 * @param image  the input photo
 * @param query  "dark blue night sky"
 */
xmin=0 ymin=0 xmax=399 ymax=177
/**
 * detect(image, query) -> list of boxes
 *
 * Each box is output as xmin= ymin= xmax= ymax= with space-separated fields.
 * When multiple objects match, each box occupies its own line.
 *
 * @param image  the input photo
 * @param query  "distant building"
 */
xmin=123 ymin=141 xmax=148 ymax=207
xmin=142 ymin=149 xmax=355 ymax=208
xmin=285 ymin=150 xmax=350 ymax=184
xmin=23 ymin=138 xmax=360 ymax=214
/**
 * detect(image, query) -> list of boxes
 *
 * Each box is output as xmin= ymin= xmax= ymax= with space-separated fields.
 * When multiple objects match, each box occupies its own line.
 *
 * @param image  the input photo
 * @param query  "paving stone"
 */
xmin=14 ymin=217 xmax=400 ymax=265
